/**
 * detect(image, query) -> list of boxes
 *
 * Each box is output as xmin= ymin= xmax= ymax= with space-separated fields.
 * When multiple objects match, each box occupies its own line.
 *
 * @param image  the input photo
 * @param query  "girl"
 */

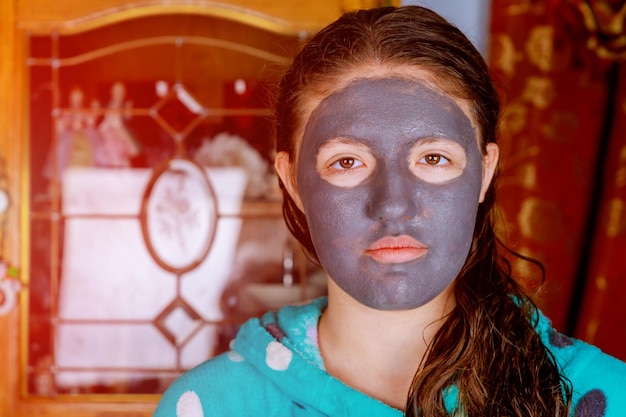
xmin=155 ymin=6 xmax=626 ymax=416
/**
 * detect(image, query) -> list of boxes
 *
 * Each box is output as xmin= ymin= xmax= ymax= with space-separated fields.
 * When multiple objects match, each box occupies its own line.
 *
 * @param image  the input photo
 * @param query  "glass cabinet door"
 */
xmin=24 ymin=13 xmax=324 ymax=399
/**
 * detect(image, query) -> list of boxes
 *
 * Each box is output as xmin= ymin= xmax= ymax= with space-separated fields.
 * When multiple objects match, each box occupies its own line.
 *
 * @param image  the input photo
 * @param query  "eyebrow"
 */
xmin=318 ymin=136 xmax=368 ymax=147
xmin=315 ymin=136 xmax=372 ymax=152
xmin=408 ymin=135 xmax=469 ymax=149
xmin=411 ymin=135 xmax=462 ymax=143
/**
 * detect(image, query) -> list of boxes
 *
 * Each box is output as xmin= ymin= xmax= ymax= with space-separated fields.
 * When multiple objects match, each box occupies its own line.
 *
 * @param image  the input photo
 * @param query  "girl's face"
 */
xmin=276 ymin=74 xmax=498 ymax=311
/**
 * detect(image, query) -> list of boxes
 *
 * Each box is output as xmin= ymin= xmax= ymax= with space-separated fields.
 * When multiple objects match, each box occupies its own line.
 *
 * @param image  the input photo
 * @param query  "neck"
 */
xmin=318 ymin=279 xmax=455 ymax=410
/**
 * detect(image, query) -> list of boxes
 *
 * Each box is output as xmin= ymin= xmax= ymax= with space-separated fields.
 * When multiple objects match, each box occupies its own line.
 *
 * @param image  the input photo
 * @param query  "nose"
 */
xmin=367 ymin=167 xmax=418 ymax=222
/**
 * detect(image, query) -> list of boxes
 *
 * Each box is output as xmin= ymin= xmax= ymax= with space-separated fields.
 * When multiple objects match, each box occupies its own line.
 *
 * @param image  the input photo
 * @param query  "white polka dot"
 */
xmin=227 ymin=350 xmax=244 ymax=362
xmin=176 ymin=390 xmax=204 ymax=417
xmin=265 ymin=340 xmax=292 ymax=371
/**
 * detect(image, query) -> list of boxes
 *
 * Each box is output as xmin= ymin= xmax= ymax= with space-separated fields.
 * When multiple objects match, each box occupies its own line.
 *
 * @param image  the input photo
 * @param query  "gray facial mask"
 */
xmin=297 ymin=77 xmax=484 ymax=310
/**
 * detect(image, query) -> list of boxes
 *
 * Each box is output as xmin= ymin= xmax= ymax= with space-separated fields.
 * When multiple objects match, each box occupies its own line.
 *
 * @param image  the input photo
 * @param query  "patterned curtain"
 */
xmin=489 ymin=0 xmax=626 ymax=360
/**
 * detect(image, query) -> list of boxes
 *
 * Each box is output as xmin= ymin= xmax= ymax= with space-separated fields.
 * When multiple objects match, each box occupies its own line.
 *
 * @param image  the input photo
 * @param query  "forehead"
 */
xmin=294 ymin=67 xmax=478 ymax=155
xmin=313 ymin=77 xmax=466 ymax=134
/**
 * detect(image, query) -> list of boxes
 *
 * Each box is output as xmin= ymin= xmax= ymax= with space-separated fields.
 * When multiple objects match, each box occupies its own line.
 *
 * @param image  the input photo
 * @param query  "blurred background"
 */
xmin=0 ymin=0 xmax=624 ymax=415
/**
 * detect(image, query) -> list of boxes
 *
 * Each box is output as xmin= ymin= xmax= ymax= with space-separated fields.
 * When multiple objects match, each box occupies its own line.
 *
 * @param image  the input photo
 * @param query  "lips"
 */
xmin=364 ymin=235 xmax=428 ymax=264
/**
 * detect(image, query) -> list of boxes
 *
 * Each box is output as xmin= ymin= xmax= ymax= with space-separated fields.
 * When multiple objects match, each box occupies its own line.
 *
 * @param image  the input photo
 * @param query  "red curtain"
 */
xmin=489 ymin=0 xmax=626 ymax=360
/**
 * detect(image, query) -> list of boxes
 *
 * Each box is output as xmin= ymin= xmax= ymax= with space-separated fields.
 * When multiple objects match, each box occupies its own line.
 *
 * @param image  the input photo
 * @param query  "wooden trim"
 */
xmin=0 ymin=0 xmax=20 ymax=411
xmin=16 ymin=0 xmax=339 ymax=36
xmin=16 ymin=0 xmax=400 ymax=36
xmin=12 ymin=401 xmax=155 ymax=417
xmin=0 ymin=312 xmax=18 ymax=417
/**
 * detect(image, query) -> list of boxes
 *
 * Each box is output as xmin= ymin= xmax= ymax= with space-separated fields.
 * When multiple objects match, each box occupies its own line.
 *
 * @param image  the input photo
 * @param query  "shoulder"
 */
xmin=152 ymin=298 xmax=329 ymax=417
xmin=535 ymin=311 xmax=626 ymax=417
xmin=153 ymin=298 xmax=327 ymax=417
xmin=153 ymin=352 xmax=260 ymax=417
xmin=154 ymin=349 xmax=306 ymax=417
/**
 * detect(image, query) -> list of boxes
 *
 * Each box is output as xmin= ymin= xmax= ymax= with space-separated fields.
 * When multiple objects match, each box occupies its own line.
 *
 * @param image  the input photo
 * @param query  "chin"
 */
xmin=358 ymin=294 xmax=438 ymax=311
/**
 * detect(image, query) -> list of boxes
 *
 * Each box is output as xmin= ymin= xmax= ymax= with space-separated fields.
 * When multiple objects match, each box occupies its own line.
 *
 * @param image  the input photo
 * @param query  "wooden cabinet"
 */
xmin=0 ymin=1 xmax=397 ymax=416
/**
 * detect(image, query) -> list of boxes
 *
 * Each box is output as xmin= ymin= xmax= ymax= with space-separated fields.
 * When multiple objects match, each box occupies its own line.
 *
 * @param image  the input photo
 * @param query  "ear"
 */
xmin=275 ymin=151 xmax=304 ymax=211
xmin=479 ymin=143 xmax=499 ymax=203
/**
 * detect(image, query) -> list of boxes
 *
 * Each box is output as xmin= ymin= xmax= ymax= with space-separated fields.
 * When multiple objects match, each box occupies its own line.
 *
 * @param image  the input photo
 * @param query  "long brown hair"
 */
xmin=275 ymin=6 xmax=572 ymax=416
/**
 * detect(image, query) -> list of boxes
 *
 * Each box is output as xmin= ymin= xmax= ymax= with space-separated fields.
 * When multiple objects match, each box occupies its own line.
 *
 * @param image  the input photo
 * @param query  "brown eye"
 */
xmin=329 ymin=156 xmax=364 ymax=171
xmin=336 ymin=158 xmax=357 ymax=169
xmin=425 ymin=154 xmax=442 ymax=165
